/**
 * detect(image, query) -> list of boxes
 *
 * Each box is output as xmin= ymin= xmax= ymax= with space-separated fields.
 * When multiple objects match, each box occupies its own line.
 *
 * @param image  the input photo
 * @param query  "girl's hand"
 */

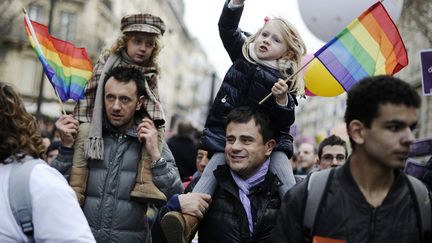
xmin=231 ymin=0 xmax=245 ymax=5
xmin=272 ymin=79 xmax=289 ymax=105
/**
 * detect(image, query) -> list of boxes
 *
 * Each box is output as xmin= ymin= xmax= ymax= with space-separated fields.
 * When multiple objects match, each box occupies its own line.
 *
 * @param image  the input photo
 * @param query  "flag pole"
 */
xmin=23 ymin=9 xmax=44 ymax=56
xmin=258 ymin=57 xmax=315 ymax=104
xmin=54 ymin=90 xmax=67 ymax=115
xmin=23 ymin=8 xmax=66 ymax=116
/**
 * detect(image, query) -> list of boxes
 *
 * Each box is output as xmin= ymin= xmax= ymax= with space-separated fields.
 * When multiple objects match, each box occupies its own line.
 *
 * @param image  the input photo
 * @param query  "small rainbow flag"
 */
xmin=24 ymin=14 xmax=92 ymax=101
xmin=304 ymin=2 xmax=408 ymax=97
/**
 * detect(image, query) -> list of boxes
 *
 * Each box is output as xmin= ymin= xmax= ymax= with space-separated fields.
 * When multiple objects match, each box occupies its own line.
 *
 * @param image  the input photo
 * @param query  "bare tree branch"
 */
xmin=0 ymin=0 xmax=38 ymax=39
xmin=402 ymin=0 xmax=432 ymax=44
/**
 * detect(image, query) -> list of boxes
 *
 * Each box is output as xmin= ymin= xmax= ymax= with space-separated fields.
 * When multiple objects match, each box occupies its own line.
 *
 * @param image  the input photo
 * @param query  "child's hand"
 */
xmin=272 ymin=79 xmax=289 ymax=105
xmin=137 ymin=118 xmax=160 ymax=161
xmin=231 ymin=0 xmax=245 ymax=5
xmin=55 ymin=114 xmax=79 ymax=148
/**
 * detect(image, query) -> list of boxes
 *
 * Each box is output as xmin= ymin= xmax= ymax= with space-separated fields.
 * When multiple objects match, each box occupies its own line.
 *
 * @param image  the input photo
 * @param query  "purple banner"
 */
xmin=420 ymin=49 xmax=432 ymax=96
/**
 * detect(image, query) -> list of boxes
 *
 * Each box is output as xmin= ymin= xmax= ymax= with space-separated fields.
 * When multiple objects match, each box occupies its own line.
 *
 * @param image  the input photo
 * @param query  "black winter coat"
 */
xmin=167 ymin=136 xmax=197 ymax=180
xmin=200 ymin=1 xmax=296 ymax=158
xmin=197 ymin=165 xmax=282 ymax=243
xmin=271 ymin=161 xmax=431 ymax=243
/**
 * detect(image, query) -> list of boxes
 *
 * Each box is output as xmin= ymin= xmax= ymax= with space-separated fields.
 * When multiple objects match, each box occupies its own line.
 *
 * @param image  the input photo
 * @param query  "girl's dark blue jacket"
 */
xmin=200 ymin=0 xmax=296 ymax=158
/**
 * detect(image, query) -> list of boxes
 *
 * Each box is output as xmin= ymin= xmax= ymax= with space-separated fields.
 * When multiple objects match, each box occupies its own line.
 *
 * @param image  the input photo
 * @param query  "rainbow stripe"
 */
xmin=24 ymin=16 xmax=92 ymax=101
xmin=304 ymin=2 xmax=408 ymax=97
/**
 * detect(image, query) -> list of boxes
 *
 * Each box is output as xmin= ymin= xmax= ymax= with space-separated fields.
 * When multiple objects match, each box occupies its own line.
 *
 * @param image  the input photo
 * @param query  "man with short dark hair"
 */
xmin=159 ymin=106 xmax=283 ymax=243
xmin=317 ymin=135 xmax=348 ymax=169
xmin=53 ymin=66 xmax=182 ymax=242
xmin=271 ymin=75 xmax=431 ymax=243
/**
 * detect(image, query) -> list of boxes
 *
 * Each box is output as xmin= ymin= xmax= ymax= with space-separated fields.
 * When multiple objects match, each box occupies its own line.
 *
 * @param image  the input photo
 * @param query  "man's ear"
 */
xmin=348 ymin=119 xmax=365 ymax=145
xmin=265 ymin=139 xmax=277 ymax=156
xmin=314 ymin=156 xmax=319 ymax=167
xmin=136 ymin=95 xmax=145 ymax=111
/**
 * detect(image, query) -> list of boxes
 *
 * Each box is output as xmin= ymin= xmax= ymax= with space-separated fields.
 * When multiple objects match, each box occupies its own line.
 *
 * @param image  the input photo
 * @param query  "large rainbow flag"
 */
xmin=304 ymin=2 xmax=408 ymax=97
xmin=24 ymin=14 xmax=92 ymax=101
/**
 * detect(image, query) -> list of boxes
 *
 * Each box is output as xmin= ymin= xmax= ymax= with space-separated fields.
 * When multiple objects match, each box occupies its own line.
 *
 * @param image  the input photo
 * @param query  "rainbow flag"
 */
xmin=24 ymin=14 xmax=92 ymax=101
xmin=304 ymin=2 xmax=408 ymax=97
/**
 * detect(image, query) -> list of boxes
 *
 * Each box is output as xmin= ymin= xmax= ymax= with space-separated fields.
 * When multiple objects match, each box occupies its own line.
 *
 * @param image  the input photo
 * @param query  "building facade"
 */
xmin=397 ymin=0 xmax=432 ymax=139
xmin=0 ymin=0 xmax=219 ymax=132
xmin=0 ymin=0 xmax=116 ymax=116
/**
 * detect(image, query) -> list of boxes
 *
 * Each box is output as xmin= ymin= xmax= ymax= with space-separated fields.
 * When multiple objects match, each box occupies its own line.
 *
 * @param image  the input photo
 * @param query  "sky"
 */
xmin=183 ymin=0 xmax=325 ymax=78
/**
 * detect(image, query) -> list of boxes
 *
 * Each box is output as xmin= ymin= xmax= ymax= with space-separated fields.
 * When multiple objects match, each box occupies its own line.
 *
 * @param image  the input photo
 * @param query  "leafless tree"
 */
xmin=0 ymin=0 xmax=36 ymax=37
xmin=401 ymin=0 xmax=432 ymax=45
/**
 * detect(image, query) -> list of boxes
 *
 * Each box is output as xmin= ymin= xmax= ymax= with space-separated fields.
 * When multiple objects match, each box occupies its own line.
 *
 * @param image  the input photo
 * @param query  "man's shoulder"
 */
xmin=287 ymin=176 xmax=309 ymax=195
xmin=294 ymin=174 xmax=306 ymax=183
xmin=213 ymin=164 xmax=234 ymax=187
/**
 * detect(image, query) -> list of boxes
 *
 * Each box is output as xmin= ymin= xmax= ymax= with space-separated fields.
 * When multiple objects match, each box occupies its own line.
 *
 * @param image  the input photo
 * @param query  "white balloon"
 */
xmin=298 ymin=0 xmax=404 ymax=42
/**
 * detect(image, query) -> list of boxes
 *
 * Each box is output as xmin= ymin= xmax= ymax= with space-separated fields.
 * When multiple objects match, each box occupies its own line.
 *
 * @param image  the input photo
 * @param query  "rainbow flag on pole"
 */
xmin=304 ymin=2 xmax=408 ymax=97
xmin=24 ymin=14 xmax=92 ymax=101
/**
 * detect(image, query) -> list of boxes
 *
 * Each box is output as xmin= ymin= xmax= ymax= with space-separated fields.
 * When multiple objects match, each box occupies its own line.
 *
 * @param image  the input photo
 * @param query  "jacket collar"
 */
xmin=103 ymin=117 xmax=139 ymax=138
xmin=213 ymin=164 xmax=280 ymax=199
xmin=337 ymin=158 xmax=406 ymax=207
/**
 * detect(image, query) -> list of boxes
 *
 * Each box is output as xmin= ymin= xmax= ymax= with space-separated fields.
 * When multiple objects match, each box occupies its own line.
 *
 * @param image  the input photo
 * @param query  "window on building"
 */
xmin=175 ymin=75 xmax=183 ymax=90
xmin=102 ymin=0 xmax=111 ymax=10
xmin=19 ymin=57 xmax=39 ymax=96
xmin=59 ymin=11 xmax=76 ymax=41
xmin=28 ymin=4 xmax=45 ymax=22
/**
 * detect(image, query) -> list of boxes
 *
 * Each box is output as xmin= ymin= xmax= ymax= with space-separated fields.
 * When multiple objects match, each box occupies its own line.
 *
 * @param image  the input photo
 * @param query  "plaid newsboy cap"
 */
xmin=120 ymin=13 xmax=166 ymax=36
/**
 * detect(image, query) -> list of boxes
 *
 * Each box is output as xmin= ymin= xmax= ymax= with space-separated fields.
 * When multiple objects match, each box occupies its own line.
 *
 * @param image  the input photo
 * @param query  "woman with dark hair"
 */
xmin=0 ymin=82 xmax=95 ymax=242
xmin=0 ymin=84 xmax=45 ymax=161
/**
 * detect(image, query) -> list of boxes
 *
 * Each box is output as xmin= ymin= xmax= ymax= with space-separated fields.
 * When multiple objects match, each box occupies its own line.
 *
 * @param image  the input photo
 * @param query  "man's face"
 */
xmin=318 ymin=145 xmax=346 ymax=169
xmin=359 ymin=103 xmax=417 ymax=169
xmin=297 ymin=143 xmax=317 ymax=172
xmin=225 ymin=119 xmax=275 ymax=179
xmin=196 ymin=149 xmax=209 ymax=173
xmin=104 ymin=77 xmax=143 ymax=133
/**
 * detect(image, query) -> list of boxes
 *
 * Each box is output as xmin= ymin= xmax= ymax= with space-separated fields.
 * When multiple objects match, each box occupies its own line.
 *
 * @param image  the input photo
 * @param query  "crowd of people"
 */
xmin=1 ymin=0 xmax=431 ymax=243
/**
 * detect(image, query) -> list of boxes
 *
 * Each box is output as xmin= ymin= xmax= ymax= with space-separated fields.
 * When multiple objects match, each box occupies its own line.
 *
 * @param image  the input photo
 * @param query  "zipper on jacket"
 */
xmin=368 ymin=207 xmax=377 ymax=243
xmin=252 ymin=194 xmax=270 ymax=241
xmin=97 ymin=134 xmax=122 ymax=230
xmin=221 ymin=95 xmax=227 ymax=103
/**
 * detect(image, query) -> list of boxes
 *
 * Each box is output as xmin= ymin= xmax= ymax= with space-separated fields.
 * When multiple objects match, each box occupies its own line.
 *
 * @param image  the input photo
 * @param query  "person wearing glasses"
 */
xmin=317 ymin=135 xmax=348 ymax=170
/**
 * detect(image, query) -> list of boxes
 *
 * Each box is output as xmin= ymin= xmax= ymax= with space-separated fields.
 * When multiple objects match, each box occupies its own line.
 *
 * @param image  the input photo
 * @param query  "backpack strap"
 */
xmin=303 ymin=168 xmax=335 ymax=242
xmin=8 ymin=157 xmax=44 ymax=240
xmin=406 ymin=174 xmax=431 ymax=242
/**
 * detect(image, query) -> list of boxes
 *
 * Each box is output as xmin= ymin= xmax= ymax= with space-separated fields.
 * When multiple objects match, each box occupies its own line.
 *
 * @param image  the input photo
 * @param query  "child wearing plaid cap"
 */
xmin=160 ymin=0 xmax=307 ymax=242
xmin=69 ymin=13 xmax=168 ymax=206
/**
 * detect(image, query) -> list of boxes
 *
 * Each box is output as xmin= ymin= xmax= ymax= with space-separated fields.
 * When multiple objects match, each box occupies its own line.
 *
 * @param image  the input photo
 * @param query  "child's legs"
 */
xmin=137 ymin=127 xmax=164 ymax=179
xmin=192 ymin=152 xmax=225 ymax=195
xmin=139 ymin=126 xmax=164 ymax=168
xmin=131 ymin=126 xmax=166 ymax=201
xmin=70 ymin=123 xmax=91 ymax=205
xmin=270 ymin=151 xmax=296 ymax=197
xmin=73 ymin=123 xmax=90 ymax=168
